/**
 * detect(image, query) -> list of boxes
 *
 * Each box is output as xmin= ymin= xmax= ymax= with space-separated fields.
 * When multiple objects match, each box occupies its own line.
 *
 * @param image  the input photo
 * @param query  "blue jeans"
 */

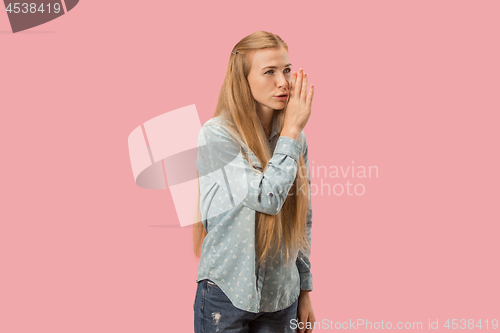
xmin=194 ymin=279 xmax=298 ymax=332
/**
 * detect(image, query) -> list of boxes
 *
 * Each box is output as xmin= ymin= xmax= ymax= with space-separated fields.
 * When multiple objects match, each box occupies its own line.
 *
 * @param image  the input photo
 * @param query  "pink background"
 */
xmin=1 ymin=0 xmax=499 ymax=332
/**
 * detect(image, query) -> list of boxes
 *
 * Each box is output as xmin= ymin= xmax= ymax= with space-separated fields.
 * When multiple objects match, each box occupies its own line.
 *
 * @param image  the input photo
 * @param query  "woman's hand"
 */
xmin=297 ymin=290 xmax=316 ymax=333
xmin=282 ymin=68 xmax=314 ymax=139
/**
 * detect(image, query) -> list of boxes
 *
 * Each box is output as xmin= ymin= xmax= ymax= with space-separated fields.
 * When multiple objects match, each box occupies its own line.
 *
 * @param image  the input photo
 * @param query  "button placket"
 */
xmin=255 ymin=258 xmax=267 ymax=308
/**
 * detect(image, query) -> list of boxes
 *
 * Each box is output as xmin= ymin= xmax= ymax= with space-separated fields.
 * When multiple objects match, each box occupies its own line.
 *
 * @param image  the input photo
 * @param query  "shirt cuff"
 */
xmin=274 ymin=136 xmax=303 ymax=163
xmin=299 ymin=272 xmax=313 ymax=291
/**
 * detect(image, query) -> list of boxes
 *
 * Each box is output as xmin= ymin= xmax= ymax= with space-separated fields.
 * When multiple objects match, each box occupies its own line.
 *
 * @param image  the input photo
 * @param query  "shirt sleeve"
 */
xmin=295 ymin=132 xmax=313 ymax=291
xmin=196 ymin=123 xmax=303 ymax=217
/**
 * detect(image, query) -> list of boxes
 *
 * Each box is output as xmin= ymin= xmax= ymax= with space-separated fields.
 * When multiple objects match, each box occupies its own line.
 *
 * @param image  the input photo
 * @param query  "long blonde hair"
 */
xmin=193 ymin=31 xmax=310 ymax=266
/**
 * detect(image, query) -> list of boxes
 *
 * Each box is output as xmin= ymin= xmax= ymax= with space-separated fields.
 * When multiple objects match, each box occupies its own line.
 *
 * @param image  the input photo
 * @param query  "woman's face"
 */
xmin=246 ymin=47 xmax=292 ymax=114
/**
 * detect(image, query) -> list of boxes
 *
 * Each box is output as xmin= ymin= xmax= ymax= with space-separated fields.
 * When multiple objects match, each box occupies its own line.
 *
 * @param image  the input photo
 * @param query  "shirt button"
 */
xmin=268 ymin=192 xmax=274 ymax=197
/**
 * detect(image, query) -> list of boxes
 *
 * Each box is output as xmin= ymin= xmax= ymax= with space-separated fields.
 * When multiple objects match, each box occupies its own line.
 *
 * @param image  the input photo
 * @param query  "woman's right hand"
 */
xmin=282 ymin=68 xmax=314 ymax=140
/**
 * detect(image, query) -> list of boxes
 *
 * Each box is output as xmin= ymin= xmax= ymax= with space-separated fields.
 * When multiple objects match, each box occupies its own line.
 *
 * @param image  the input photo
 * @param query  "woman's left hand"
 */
xmin=297 ymin=290 xmax=316 ymax=333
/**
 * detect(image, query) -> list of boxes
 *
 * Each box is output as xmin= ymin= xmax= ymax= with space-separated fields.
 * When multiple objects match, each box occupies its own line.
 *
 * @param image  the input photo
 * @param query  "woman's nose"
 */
xmin=277 ymin=73 xmax=289 ymax=89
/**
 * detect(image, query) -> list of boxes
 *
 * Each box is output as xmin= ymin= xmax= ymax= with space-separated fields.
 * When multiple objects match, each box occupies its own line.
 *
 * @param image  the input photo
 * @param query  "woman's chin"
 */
xmin=274 ymin=103 xmax=287 ymax=111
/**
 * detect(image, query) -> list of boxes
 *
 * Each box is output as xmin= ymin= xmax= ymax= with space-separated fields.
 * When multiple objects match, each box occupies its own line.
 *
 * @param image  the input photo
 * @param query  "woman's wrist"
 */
xmin=299 ymin=289 xmax=311 ymax=298
xmin=280 ymin=127 xmax=300 ymax=142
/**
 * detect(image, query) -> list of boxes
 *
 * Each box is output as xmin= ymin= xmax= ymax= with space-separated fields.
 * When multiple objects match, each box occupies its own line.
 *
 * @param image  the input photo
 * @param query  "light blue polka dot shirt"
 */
xmin=196 ymin=115 xmax=313 ymax=313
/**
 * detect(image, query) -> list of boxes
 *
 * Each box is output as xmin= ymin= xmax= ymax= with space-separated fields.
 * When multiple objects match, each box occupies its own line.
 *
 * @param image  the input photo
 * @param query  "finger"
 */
xmin=294 ymin=69 xmax=303 ymax=99
xmin=305 ymin=318 xmax=312 ymax=333
xmin=306 ymin=83 xmax=314 ymax=110
xmin=305 ymin=314 xmax=312 ymax=333
xmin=298 ymin=316 xmax=305 ymax=333
xmin=300 ymin=73 xmax=308 ymax=104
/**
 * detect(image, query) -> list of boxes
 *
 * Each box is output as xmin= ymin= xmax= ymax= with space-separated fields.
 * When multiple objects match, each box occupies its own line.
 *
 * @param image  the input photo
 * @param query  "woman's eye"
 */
xmin=265 ymin=68 xmax=291 ymax=75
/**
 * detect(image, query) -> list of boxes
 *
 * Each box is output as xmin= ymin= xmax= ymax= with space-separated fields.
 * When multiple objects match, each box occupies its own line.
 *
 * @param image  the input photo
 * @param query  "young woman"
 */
xmin=193 ymin=31 xmax=316 ymax=332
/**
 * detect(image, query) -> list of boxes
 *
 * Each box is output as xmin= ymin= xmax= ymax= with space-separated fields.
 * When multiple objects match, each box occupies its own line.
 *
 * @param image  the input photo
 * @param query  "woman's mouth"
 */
xmin=274 ymin=94 xmax=288 ymax=101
